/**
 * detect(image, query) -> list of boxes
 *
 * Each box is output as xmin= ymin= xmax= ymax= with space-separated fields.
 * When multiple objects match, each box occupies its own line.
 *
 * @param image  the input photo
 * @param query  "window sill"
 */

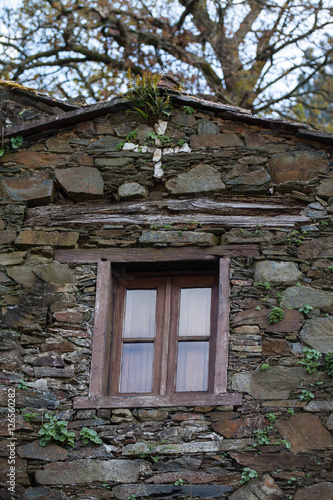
xmin=73 ymin=392 xmax=242 ymax=409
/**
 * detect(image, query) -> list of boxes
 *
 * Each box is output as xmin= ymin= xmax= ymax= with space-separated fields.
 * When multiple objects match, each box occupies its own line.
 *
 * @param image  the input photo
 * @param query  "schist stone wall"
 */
xmin=0 ymin=87 xmax=333 ymax=500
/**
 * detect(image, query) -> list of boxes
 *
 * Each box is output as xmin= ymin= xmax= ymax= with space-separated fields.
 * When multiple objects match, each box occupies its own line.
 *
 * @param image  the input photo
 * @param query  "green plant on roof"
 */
xmin=126 ymin=69 xmax=171 ymax=124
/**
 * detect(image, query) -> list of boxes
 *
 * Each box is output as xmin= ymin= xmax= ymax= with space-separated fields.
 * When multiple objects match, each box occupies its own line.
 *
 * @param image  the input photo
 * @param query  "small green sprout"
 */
xmin=298 ymin=347 xmax=322 ymax=374
xmin=268 ymin=307 xmax=284 ymax=324
xmin=299 ymin=389 xmax=314 ymax=402
xmin=11 ymin=135 xmax=24 ymax=149
xmin=17 ymin=379 xmax=28 ymax=390
xmin=253 ymin=428 xmax=270 ymax=446
xmin=22 ymin=412 xmax=37 ymax=422
xmin=299 ymin=304 xmax=313 ymax=315
xmin=255 ymin=281 xmax=271 ymax=290
xmin=324 ymin=352 xmax=333 ymax=376
xmin=260 ymin=363 xmax=270 ymax=371
xmin=126 ymin=130 xmax=137 ymax=141
xmin=182 ymin=105 xmax=195 ymax=115
xmin=275 ymin=439 xmax=291 ymax=449
xmin=240 ymin=468 xmax=258 ymax=484
xmin=80 ymin=427 xmax=103 ymax=445
xmin=38 ymin=413 xmax=75 ymax=447
xmin=146 ymin=130 xmax=157 ymax=140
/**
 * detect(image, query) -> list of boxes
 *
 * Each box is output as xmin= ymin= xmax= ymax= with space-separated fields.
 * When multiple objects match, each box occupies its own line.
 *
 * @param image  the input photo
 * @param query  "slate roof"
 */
xmin=2 ymin=82 xmax=333 ymax=145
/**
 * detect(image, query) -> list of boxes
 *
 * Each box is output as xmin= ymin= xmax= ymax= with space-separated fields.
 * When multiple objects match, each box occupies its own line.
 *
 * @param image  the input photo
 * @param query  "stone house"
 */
xmin=0 ymin=81 xmax=333 ymax=500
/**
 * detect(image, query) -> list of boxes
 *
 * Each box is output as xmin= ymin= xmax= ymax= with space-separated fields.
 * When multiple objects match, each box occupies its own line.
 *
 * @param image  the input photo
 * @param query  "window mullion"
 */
xmin=159 ymin=277 xmax=173 ymax=395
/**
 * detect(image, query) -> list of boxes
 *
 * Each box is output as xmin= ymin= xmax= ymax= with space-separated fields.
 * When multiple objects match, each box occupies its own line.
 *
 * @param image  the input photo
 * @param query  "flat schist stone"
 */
xmin=35 ymin=459 xmax=140 ymax=484
xmin=18 ymin=440 xmax=68 ymax=462
xmin=231 ymin=366 xmax=326 ymax=400
xmin=165 ymin=164 xmax=225 ymax=195
xmin=254 ymin=260 xmax=302 ymax=285
xmin=269 ymin=150 xmax=329 ymax=184
xmin=54 ymin=167 xmax=104 ymax=201
xmin=229 ymin=474 xmax=284 ymax=500
xmin=15 ymin=230 xmax=79 ymax=248
xmin=280 ymin=285 xmax=333 ymax=313
xmin=276 ymin=413 xmax=333 ymax=453
xmin=112 ymin=484 xmax=233 ymax=500
xmin=118 ymin=182 xmax=148 ymax=200
xmin=190 ymin=133 xmax=244 ymax=147
xmin=139 ymin=230 xmax=219 ymax=246
xmin=300 ymin=316 xmax=333 ymax=353
xmin=294 ymin=483 xmax=333 ymax=500
xmin=0 ymin=173 xmax=54 ymax=206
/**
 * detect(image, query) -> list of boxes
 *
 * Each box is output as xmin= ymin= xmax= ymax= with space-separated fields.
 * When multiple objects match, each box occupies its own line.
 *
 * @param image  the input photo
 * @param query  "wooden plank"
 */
xmin=25 ymin=213 xmax=310 ymax=228
xmin=74 ymin=392 xmax=242 ymax=409
xmin=89 ymin=261 xmax=112 ymax=397
xmin=55 ymin=245 xmax=259 ymax=264
xmin=214 ymin=258 xmax=230 ymax=394
xmin=24 ymin=197 xmax=309 ymax=229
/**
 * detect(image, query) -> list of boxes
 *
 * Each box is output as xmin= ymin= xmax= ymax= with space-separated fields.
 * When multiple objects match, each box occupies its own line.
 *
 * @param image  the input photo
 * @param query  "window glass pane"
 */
xmin=120 ymin=343 xmax=154 ymax=393
xmin=176 ymin=341 xmax=209 ymax=391
xmin=123 ymin=289 xmax=156 ymax=338
xmin=179 ymin=288 xmax=211 ymax=336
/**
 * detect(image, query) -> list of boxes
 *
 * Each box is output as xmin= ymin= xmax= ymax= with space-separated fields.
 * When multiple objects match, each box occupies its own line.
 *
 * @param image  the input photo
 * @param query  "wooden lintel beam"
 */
xmin=55 ymin=245 xmax=259 ymax=263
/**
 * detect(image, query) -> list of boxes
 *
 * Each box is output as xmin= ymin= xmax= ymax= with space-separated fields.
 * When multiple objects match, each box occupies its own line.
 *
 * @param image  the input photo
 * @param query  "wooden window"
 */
xmin=109 ymin=274 xmax=217 ymax=397
xmin=55 ymin=247 xmax=254 ymax=408
xmin=68 ymin=257 xmax=243 ymax=409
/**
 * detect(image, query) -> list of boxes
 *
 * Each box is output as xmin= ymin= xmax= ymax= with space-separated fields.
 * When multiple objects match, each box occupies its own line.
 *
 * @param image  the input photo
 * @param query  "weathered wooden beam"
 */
xmin=25 ymin=197 xmax=310 ymax=229
xmin=55 ymin=245 xmax=260 ymax=263
xmin=74 ymin=392 xmax=242 ymax=409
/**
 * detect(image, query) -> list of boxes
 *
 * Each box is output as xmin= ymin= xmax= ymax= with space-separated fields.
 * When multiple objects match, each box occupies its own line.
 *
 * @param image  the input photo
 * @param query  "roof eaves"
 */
xmin=4 ymin=96 xmax=131 ymax=138
xmin=4 ymin=91 xmax=333 ymax=146
xmin=0 ymin=80 xmax=80 ymax=111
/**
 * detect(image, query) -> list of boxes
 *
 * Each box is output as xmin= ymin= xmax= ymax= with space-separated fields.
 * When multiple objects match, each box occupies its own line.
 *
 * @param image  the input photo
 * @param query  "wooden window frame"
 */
xmin=110 ymin=273 xmax=217 ymax=397
xmin=55 ymin=247 xmax=258 ymax=408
